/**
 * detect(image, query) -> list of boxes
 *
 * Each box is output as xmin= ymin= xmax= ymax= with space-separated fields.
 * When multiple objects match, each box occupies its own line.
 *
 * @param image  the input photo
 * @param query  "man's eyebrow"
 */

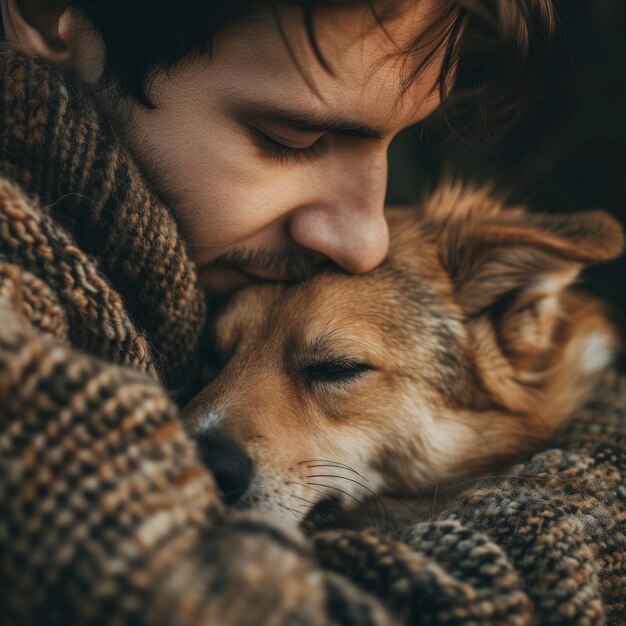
xmin=238 ymin=101 xmax=385 ymax=140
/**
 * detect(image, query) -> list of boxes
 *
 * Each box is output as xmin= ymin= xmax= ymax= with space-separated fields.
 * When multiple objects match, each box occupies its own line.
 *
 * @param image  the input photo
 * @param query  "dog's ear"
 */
xmin=427 ymin=208 xmax=623 ymax=464
xmin=439 ymin=210 xmax=624 ymax=373
xmin=441 ymin=210 xmax=624 ymax=315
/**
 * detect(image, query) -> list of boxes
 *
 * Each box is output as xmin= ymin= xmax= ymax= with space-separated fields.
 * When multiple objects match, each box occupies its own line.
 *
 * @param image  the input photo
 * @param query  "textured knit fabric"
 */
xmin=0 ymin=49 xmax=624 ymax=626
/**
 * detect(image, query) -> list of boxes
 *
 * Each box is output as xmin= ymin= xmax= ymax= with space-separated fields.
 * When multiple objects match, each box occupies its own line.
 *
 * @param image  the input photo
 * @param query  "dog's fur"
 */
xmin=183 ymin=182 xmax=624 ymax=528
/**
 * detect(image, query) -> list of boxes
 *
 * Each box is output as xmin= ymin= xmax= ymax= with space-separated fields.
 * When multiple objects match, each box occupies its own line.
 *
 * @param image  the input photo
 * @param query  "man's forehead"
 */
xmin=231 ymin=79 xmax=441 ymax=141
xmin=218 ymin=0 xmax=449 ymax=130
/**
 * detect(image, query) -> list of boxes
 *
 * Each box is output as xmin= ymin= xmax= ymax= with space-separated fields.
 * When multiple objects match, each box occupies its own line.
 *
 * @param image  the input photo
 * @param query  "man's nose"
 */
xmin=287 ymin=160 xmax=390 ymax=274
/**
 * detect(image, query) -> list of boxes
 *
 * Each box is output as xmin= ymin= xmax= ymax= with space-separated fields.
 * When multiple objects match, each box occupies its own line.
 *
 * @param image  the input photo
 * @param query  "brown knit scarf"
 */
xmin=0 ymin=48 xmax=625 ymax=626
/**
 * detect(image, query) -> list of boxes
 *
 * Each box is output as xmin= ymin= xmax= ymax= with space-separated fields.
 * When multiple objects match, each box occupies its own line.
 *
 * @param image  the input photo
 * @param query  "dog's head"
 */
xmin=183 ymin=183 xmax=624 ymax=527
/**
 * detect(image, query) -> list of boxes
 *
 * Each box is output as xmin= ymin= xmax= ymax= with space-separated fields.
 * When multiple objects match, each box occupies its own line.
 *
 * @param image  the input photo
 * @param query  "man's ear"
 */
xmin=440 ymin=210 xmax=625 ymax=316
xmin=1 ymin=0 xmax=72 ymax=63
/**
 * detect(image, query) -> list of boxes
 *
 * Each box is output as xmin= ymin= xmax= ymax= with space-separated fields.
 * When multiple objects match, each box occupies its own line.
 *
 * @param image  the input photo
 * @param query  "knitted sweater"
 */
xmin=0 ymin=49 xmax=624 ymax=626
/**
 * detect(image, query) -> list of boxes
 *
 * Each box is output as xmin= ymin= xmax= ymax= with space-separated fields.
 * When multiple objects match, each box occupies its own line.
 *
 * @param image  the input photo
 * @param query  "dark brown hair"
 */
xmin=69 ymin=0 xmax=556 ymax=134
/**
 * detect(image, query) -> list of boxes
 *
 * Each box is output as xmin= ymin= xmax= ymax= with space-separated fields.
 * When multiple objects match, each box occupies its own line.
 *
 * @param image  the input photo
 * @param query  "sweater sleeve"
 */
xmin=0 ymin=259 xmax=395 ymax=626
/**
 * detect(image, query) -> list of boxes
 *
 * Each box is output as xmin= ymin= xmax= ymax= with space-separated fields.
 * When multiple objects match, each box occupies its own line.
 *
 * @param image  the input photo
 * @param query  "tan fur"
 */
xmin=183 ymin=182 xmax=624 ymax=527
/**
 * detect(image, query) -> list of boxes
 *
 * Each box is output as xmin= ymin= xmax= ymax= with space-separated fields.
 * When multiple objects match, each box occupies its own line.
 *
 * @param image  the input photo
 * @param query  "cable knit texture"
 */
xmin=0 ymin=49 xmax=624 ymax=626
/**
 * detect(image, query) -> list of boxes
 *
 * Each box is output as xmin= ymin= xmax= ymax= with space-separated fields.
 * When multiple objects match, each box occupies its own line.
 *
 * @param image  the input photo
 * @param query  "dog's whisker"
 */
xmin=289 ymin=502 xmax=311 ymax=513
xmin=306 ymin=474 xmax=385 ymax=513
xmin=306 ymin=481 xmax=377 ymax=529
xmin=298 ymin=459 xmax=360 ymax=473
xmin=284 ymin=482 xmax=320 ymax=512
xmin=277 ymin=502 xmax=303 ymax=520
xmin=301 ymin=463 xmax=385 ymax=525
xmin=362 ymin=491 xmax=391 ymax=535
xmin=289 ymin=494 xmax=317 ymax=507
xmin=289 ymin=474 xmax=387 ymax=532
xmin=304 ymin=463 xmax=370 ymax=483
xmin=305 ymin=472 xmax=391 ymax=533
xmin=305 ymin=474 xmax=370 ymax=487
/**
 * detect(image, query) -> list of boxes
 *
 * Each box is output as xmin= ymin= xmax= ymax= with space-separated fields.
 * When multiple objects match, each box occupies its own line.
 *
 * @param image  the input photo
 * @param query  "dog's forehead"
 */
xmin=290 ymin=273 xmax=399 ymax=342
xmin=216 ymin=261 xmax=441 ymax=354
xmin=213 ymin=283 xmax=286 ymax=346
xmin=219 ymin=272 xmax=389 ymax=327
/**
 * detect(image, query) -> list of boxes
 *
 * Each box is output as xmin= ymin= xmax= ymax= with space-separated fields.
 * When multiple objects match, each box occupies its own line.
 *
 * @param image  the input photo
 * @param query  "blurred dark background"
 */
xmin=386 ymin=1 xmax=626 ymax=368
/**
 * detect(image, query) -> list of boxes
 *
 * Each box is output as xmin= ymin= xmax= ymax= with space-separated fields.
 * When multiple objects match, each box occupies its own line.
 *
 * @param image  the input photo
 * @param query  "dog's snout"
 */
xmin=195 ymin=433 xmax=252 ymax=505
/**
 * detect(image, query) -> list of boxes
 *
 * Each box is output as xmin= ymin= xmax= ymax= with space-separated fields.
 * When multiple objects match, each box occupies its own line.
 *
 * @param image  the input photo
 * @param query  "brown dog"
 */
xmin=183 ymin=182 xmax=624 ymax=529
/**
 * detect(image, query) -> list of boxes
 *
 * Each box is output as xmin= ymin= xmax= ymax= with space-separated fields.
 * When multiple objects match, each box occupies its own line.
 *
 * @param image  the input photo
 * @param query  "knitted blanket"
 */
xmin=0 ymin=49 xmax=624 ymax=626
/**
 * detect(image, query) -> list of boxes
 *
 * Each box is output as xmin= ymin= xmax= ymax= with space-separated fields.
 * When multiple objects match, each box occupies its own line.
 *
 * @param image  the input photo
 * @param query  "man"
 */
xmin=0 ymin=0 xmax=553 ymax=293
xmin=9 ymin=2 xmax=622 ymax=626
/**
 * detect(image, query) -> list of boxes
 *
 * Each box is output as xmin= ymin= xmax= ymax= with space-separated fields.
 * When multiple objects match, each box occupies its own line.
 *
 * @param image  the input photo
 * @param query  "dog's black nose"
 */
xmin=195 ymin=433 xmax=252 ymax=505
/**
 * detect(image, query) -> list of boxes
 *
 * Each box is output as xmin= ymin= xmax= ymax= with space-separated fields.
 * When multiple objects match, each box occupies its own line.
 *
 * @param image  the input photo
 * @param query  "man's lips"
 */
xmin=236 ymin=264 xmax=293 ymax=281
xmin=198 ymin=264 xmax=294 ymax=296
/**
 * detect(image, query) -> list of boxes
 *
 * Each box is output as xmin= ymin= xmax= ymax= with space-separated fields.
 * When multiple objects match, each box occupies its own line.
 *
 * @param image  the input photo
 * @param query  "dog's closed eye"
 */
xmin=299 ymin=358 xmax=373 ymax=387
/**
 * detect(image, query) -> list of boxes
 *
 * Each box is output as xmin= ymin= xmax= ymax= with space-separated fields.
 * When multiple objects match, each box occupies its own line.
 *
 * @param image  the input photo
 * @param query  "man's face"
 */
xmin=96 ymin=2 xmax=446 ymax=294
